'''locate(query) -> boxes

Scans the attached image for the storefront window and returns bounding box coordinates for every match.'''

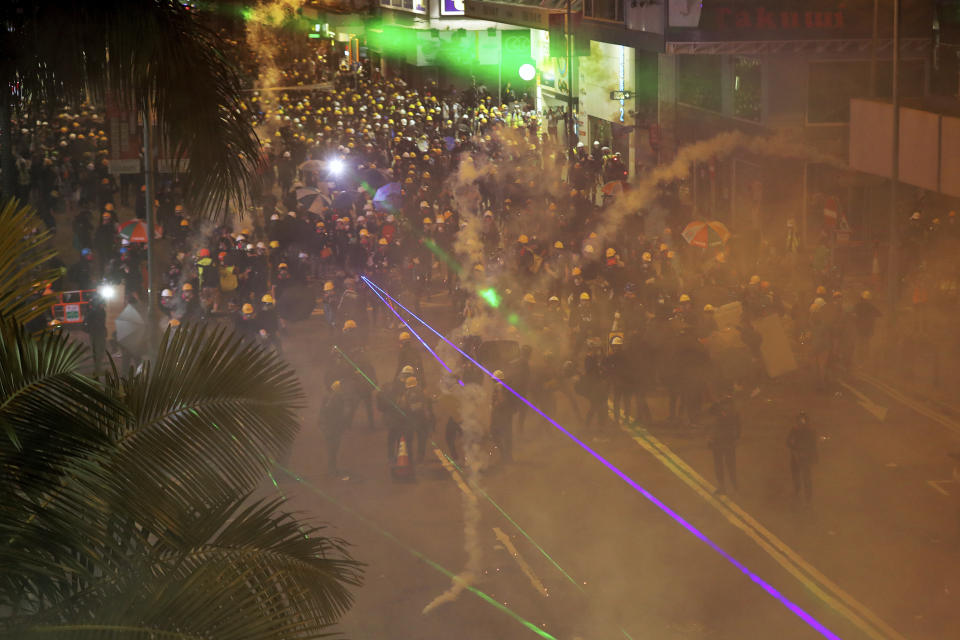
[584,0,623,23]
[678,55,722,112]
[733,56,761,121]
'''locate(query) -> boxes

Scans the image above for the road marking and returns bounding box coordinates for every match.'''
[927,480,954,496]
[855,370,960,436]
[493,526,549,598]
[613,404,906,640]
[839,381,888,421]
[435,448,477,503]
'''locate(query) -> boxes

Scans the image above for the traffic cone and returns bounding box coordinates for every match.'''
[391,435,413,481]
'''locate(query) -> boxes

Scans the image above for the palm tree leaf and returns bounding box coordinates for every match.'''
[107,323,303,533]
[13,497,361,640]
[0,199,61,324]
[0,315,122,490]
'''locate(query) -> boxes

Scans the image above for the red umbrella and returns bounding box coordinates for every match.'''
[118,219,149,243]
[681,220,731,248]
[601,181,624,197]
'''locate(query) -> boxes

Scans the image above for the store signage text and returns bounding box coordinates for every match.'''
[714,7,844,30]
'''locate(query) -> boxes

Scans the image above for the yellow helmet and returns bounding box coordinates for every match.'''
[642,252,652,262]
[522,293,536,304]
[579,292,591,301]
[323,281,335,291]
[343,319,357,331]
[554,241,564,249]
[378,237,389,245]
[269,240,280,248]
[242,303,254,314]
[399,332,411,342]
[422,217,432,224]
[571,267,581,276]
[605,248,616,258]
[405,376,418,388]
[181,283,194,291]
[679,293,691,303]
[518,234,529,244]
[331,380,342,392]
[261,294,275,305]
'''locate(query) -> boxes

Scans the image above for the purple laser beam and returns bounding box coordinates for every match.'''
[364,278,453,375]
[361,276,842,640]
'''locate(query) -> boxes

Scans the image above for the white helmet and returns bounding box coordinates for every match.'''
[160,289,173,297]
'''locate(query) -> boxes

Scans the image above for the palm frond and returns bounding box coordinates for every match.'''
[13,497,361,640]
[0,314,121,485]
[107,323,303,533]
[0,314,131,612]
[0,199,61,324]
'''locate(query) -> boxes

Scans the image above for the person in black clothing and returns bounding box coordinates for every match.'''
[604,336,631,424]
[83,296,108,377]
[234,303,259,342]
[381,368,412,464]
[66,249,95,290]
[579,340,608,435]
[490,371,516,463]
[709,398,741,494]
[258,294,283,356]
[787,411,818,504]
[852,290,881,365]
[344,346,377,432]
[398,375,433,465]
[321,380,349,479]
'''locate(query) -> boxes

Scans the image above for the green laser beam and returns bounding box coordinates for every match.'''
[480,287,501,308]
[421,237,463,275]
[332,345,382,392]
[275,464,557,640]
[329,347,585,593]
[433,447,585,595]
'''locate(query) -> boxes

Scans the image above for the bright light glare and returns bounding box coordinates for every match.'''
[98,284,115,300]
[518,63,536,82]
[328,158,345,175]
[480,288,500,308]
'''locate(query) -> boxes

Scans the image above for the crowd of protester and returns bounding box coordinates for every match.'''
[8,35,960,490]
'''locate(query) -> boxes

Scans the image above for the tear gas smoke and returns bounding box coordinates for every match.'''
[244,0,307,90]
[593,131,844,244]
[422,382,487,614]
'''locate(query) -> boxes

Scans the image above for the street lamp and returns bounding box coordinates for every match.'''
[518,63,536,82]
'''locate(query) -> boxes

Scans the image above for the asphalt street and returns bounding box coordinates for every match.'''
[260,289,960,640]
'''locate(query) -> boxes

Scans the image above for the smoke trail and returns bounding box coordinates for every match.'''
[451,155,493,268]
[593,131,843,243]
[244,0,307,91]
[422,382,488,614]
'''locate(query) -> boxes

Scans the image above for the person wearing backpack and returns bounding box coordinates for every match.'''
[398,375,433,464]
